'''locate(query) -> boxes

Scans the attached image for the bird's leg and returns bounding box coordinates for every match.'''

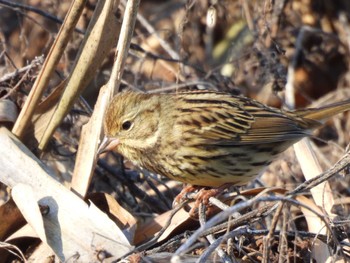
[173,185,202,207]
[173,183,234,218]
[189,183,233,217]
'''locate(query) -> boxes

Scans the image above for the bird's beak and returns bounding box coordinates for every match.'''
[98,136,120,155]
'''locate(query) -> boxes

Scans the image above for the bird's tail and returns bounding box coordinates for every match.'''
[296,99,350,123]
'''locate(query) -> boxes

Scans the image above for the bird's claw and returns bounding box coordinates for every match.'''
[173,185,225,218]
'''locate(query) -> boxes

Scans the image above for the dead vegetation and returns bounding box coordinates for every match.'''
[0,0,350,262]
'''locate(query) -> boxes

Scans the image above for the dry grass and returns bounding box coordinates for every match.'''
[0,0,350,262]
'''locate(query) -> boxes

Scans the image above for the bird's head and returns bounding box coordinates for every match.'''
[99,92,162,158]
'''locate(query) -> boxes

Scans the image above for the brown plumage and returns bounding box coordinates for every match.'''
[102,91,350,187]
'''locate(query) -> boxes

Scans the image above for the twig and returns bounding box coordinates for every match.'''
[134,9,179,60]
[262,202,284,263]
[0,56,43,83]
[145,175,172,210]
[198,204,273,238]
[198,203,232,263]
[288,149,350,195]
[2,69,31,99]
[198,226,249,263]
[0,242,26,262]
[124,203,187,256]
[0,0,85,34]
[173,195,340,259]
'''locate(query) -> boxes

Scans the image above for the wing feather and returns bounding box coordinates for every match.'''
[174,92,320,145]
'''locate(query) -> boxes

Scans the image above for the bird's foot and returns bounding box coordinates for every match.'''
[173,184,232,218]
[172,185,202,207]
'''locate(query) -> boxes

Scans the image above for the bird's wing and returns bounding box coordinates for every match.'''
[176,94,319,145]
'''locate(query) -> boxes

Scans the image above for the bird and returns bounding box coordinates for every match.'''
[100,90,350,197]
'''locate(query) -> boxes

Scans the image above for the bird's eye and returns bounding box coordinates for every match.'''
[121,120,132,131]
